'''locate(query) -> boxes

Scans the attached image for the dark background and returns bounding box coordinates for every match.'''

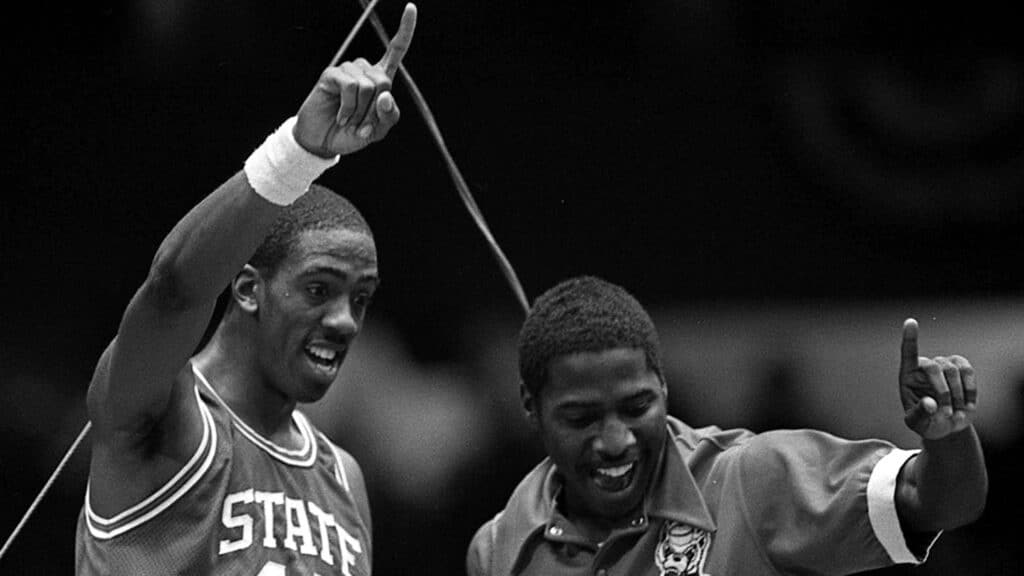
[2,1,1023,574]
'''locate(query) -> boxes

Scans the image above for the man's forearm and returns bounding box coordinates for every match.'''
[897,425,988,533]
[147,117,340,308]
[147,170,283,308]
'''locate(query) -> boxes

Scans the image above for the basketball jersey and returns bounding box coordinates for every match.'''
[75,365,371,576]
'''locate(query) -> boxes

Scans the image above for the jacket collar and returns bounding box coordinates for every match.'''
[648,416,717,531]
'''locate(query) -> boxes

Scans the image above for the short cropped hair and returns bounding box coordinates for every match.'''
[518,276,664,396]
[200,184,374,346]
[249,183,373,277]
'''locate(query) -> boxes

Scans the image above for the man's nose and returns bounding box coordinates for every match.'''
[322,296,358,336]
[593,417,636,458]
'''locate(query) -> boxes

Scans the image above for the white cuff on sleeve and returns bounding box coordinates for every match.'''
[867,448,941,564]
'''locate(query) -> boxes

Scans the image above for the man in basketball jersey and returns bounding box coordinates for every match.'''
[467,276,988,576]
[75,5,418,574]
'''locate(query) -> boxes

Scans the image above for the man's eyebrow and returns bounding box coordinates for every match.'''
[299,266,380,284]
[555,388,658,411]
[554,399,601,412]
[621,389,657,403]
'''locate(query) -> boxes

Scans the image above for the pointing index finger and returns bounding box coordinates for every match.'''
[900,318,920,374]
[379,3,417,78]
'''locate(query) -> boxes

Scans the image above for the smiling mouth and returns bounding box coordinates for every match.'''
[304,344,343,373]
[591,461,637,492]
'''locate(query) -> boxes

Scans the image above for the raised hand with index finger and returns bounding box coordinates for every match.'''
[899,318,978,440]
[293,2,418,158]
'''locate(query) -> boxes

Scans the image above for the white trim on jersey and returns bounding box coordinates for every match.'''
[867,448,941,564]
[318,432,351,493]
[85,385,219,540]
[192,363,318,467]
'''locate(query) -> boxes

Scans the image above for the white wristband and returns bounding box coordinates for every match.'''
[243,116,340,206]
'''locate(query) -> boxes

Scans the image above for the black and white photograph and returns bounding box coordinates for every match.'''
[2,2,1022,574]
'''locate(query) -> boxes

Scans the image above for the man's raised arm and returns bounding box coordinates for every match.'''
[86,4,418,436]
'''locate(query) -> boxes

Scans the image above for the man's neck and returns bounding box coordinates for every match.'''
[192,332,301,447]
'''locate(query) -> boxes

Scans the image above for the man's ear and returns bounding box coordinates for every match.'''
[520,381,540,427]
[231,264,262,315]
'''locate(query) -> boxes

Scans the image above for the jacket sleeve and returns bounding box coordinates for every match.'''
[731,429,936,574]
[466,517,498,576]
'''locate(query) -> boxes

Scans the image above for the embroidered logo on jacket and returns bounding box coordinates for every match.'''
[654,521,711,576]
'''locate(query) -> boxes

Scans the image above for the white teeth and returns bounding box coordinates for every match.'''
[596,463,634,478]
[307,346,337,361]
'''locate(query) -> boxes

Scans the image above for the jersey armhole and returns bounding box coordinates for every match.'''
[84,385,219,540]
